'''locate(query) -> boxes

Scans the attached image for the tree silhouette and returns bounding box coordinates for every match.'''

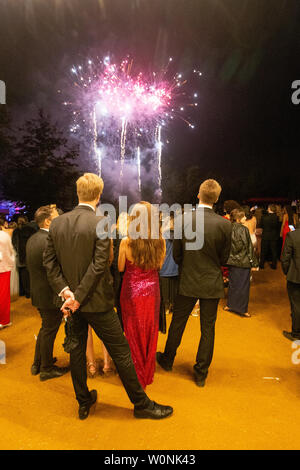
[1,109,80,215]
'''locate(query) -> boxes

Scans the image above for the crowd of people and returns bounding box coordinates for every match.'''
[0,173,299,421]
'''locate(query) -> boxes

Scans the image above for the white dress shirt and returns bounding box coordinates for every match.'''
[78,203,96,212]
[198,203,213,209]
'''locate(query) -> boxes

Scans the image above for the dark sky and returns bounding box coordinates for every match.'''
[1,0,300,198]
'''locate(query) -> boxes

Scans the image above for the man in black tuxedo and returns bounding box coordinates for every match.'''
[26,205,69,381]
[157,179,232,387]
[43,173,173,420]
[281,223,300,341]
[259,205,279,270]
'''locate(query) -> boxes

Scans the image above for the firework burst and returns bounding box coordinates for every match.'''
[63,55,201,198]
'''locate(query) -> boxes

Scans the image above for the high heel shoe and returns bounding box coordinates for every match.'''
[87,361,97,378]
[102,366,115,378]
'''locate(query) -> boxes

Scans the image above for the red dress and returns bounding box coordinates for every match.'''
[120,260,160,389]
[0,272,11,326]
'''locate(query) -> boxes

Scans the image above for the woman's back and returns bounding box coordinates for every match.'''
[120,254,160,389]
[123,258,159,296]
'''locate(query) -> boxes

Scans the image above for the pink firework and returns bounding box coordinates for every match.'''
[64,56,200,194]
[95,58,172,122]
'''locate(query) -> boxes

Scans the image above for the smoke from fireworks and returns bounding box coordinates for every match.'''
[63,55,201,200]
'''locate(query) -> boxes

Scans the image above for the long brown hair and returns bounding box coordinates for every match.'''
[128,201,165,270]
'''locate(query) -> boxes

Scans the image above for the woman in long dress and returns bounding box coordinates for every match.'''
[3,222,19,301]
[0,221,15,328]
[224,209,258,318]
[118,202,166,389]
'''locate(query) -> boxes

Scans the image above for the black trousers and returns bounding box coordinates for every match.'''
[19,267,30,297]
[33,308,63,372]
[69,308,151,408]
[163,295,220,380]
[287,281,300,338]
[260,239,277,269]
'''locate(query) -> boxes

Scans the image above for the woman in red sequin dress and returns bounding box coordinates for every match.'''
[118,202,166,389]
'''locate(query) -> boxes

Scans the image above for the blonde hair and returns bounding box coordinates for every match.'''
[199,179,222,205]
[76,173,104,202]
[117,212,129,237]
[128,201,165,270]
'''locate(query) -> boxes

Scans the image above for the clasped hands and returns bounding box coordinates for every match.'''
[61,289,80,317]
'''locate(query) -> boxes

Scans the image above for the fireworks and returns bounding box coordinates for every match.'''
[64,56,201,197]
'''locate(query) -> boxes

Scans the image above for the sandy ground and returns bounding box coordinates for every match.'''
[0,265,299,450]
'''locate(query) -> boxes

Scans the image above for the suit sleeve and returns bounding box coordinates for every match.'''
[12,229,18,252]
[220,222,232,266]
[281,233,293,275]
[43,230,69,295]
[74,235,110,305]
[173,238,183,266]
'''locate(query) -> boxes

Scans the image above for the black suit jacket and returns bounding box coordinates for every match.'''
[43,205,114,313]
[12,223,38,266]
[261,213,279,241]
[26,229,57,309]
[173,207,232,299]
[281,229,300,284]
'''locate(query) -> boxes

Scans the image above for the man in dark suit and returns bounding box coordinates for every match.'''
[157,179,232,387]
[43,173,173,420]
[259,205,279,270]
[281,223,300,341]
[26,205,69,381]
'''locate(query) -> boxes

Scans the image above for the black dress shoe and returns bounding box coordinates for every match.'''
[134,401,173,420]
[156,352,173,371]
[31,357,58,376]
[194,375,206,387]
[40,366,69,382]
[31,364,40,376]
[282,331,300,342]
[78,390,97,420]
[194,369,206,387]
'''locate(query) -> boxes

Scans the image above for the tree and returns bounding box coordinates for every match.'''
[0,107,13,200]
[2,109,80,215]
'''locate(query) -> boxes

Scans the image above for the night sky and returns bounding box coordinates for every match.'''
[1,0,300,199]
